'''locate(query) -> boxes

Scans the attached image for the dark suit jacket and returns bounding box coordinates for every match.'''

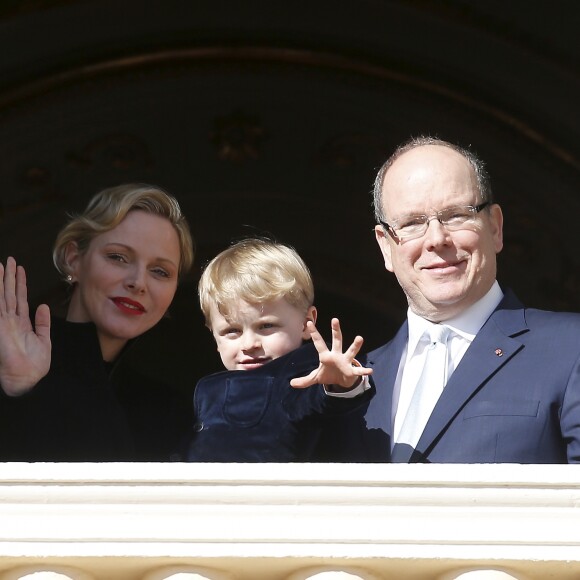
[186,342,373,462]
[316,290,580,463]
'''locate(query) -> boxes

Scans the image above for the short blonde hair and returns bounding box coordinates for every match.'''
[199,238,314,327]
[53,183,195,279]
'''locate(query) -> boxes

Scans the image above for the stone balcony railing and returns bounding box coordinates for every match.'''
[0,463,579,580]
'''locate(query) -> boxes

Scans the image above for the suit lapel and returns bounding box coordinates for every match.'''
[414,292,529,459]
[365,322,408,437]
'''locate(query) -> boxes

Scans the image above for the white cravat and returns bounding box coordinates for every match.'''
[395,324,451,449]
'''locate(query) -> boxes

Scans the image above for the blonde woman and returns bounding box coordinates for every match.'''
[0,184,194,461]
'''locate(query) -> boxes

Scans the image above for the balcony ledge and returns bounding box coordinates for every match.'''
[0,462,579,579]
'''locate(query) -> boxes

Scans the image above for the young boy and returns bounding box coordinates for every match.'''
[186,238,372,462]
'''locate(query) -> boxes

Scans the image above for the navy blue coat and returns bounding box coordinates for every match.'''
[186,342,373,462]
[315,290,580,463]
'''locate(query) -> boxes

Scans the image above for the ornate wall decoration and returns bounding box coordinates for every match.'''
[67,133,154,171]
[209,109,267,162]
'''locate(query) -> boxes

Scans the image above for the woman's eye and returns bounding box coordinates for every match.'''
[151,267,170,278]
[107,253,126,263]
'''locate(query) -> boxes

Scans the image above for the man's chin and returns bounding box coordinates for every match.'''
[409,289,469,320]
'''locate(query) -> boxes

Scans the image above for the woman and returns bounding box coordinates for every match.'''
[0,184,195,461]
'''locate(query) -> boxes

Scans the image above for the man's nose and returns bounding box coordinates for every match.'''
[424,217,451,246]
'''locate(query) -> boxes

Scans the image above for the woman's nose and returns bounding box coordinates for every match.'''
[125,267,146,293]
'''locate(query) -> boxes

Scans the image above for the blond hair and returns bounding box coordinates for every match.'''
[199,238,314,327]
[53,183,194,279]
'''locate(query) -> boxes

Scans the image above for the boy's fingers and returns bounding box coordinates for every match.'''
[310,334,329,354]
[307,322,330,354]
[290,370,317,389]
[306,320,320,335]
[330,318,344,351]
[345,336,364,358]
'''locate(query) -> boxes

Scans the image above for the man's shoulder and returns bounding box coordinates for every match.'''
[499,287,580,322]
[492,289,580,342]
[522,306,580,330]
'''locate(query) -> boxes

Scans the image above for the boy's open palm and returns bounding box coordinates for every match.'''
[290,318,372,390]
[0,257,51,396]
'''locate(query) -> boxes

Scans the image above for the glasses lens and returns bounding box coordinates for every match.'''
[394,216,428,240]
[391,205,483,241]
[440,206,475,229]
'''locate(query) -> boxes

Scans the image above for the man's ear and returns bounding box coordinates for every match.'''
[375,225,394,272]
[302,305,317,339]
[489,203,504,254]
[63,241,81,282]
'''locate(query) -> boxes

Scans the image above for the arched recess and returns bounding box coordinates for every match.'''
[0,39,578,389]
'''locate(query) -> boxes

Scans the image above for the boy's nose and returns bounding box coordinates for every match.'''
[241,332,261,351]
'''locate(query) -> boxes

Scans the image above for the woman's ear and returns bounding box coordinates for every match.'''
[63,241,81,282]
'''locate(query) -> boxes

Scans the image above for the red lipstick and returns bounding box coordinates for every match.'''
[112,297,146,315]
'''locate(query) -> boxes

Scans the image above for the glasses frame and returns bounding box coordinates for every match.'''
[378,201,491,242]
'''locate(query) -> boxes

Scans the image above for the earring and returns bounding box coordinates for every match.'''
[66,275,73,284]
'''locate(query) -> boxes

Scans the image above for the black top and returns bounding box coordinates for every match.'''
[0,318,192,462]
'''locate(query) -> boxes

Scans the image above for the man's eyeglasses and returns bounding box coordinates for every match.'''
[378,202,490,242]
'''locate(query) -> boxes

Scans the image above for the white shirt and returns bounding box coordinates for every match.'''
[391,281,504,445]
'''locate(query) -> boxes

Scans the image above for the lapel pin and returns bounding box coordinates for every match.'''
[495,348,503,357]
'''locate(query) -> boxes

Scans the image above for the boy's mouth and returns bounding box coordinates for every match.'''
[238,356,271,369]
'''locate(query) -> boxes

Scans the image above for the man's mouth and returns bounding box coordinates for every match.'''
[422,257,465,272]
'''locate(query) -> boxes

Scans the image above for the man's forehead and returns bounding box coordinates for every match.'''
[388,144,469,175]
[382,146,475,194]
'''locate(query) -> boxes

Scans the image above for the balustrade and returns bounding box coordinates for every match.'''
[0,463,578,579]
